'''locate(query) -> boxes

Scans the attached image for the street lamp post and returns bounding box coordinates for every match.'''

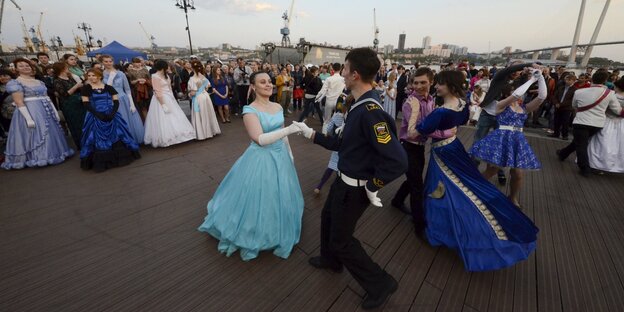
[50,38,60,60]
[296,39,310,64]
[77,22,94,52]
[262,43,276,63]
[175,0,196,55]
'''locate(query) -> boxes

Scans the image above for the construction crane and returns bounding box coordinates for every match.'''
[2,0,35,52]
[139,22,157,50]
[280,0,295,47]
[373,8,379,52]
[74,34,85,56]
[36,12,48,52]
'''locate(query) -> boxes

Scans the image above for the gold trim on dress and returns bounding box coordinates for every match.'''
[432,136,456,148]
[432,153,508,241]
[429,181,445,198]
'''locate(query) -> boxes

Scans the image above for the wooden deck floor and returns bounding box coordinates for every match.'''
[2,113,624,312]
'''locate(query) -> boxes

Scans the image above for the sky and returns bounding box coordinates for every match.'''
[2,0,623,61]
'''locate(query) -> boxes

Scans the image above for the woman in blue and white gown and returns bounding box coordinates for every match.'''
[143,60,195,147]
[102,54,145,144]
[198,71,304,261]
[2,58,74,169]
[414,70,538,272]
[80,69,140,172]
[588,77,624,173]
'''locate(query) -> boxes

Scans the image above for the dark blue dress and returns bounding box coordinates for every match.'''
[80,85,140,172]
[210,77,229,106]
[417,104,538,271]
[470,106,541,169]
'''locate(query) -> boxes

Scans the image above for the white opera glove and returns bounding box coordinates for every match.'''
[52,106,61,121]
[161,104,170,114]
[128,95,137,113]
[537,74,547,100]
[365,185,383,207]
[284,137,294,162]
[512,76,538,99]
[292,121,314,139]
[258,122,300,146]
[18,106,35,128]
[334,124,345,135]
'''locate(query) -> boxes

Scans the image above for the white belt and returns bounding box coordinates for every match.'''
[23,96,50,101]
[337,171,367,187]
[499,125,523,132]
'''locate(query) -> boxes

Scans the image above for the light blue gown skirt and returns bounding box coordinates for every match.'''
[198,140,304,261]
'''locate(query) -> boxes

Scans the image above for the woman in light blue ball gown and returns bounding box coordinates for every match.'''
[198,71,304,261]
[2,58,74,169]
[102,54,145,144]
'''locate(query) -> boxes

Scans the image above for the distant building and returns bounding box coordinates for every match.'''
[383,44,394,55]
[422,36,431,49]
[398,33,406,52]
[423,44,451,58]
[222,43,232,50]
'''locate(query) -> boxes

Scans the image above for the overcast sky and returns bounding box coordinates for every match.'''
[2,0,623,61]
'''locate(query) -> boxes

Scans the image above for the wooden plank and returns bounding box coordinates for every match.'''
[436,257,472,312]
[2,123,624,312]
[409,281,442,312]
[530,137,563,312]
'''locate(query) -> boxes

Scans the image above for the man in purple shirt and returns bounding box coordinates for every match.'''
[391,67,455,235]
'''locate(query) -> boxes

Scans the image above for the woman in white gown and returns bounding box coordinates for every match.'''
[188,61,221,140]
[588,77,624,173]
[144,60,195,147]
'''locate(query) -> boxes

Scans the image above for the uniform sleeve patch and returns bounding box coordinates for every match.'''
[373,122,391,144]
[366,103,380,111]
[373,178,385,188]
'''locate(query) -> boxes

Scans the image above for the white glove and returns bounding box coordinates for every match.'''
[128,95,137,113]
[284,137,294,162]
[537,74,547,100]
[258,122,301,146]
[161,104,170,114]
[18,106,35,128]
[334,124,345,135]
[512,76,538,99]
[293,121,314,139]
[52,107,61,121]
[365,185,382,207]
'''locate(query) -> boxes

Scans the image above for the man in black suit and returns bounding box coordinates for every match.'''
[551,74,578,140]
[395,65,408,118]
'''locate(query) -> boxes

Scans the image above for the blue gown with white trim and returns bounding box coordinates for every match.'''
[418,105,538,271]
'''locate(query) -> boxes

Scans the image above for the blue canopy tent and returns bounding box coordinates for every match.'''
[86,41,147,63]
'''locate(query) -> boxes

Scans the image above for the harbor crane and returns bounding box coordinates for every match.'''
[280,0,295,47]
[0,0,35,52]
[139,21,157,50]
[36,11,48,52]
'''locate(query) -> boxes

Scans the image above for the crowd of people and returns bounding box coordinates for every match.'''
[1,47,623,309]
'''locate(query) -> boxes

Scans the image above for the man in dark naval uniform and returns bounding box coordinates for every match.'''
[295,47,408,310]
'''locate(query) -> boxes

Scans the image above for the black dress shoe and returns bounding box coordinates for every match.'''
[556,149,565,162]
[497,172,507,185]
[308,256,343,273]
[391,200,411,215]
[361,275,398,310]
